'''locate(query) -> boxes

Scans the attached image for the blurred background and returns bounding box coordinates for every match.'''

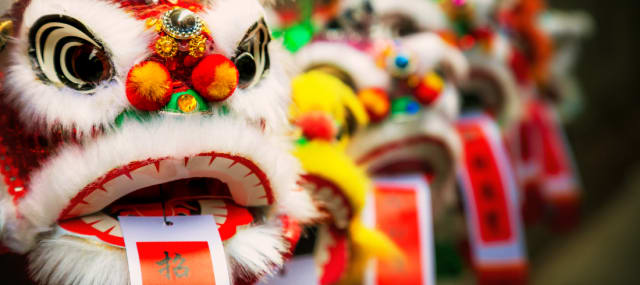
[0,0,639,284]
[527,0,640,284]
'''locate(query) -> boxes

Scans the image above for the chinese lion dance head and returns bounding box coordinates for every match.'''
[0,0,318,284]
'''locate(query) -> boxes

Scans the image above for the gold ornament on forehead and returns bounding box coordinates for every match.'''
[0,19,13,52]
[188,34,207,58]
[155,35,179,58]
[151,7,210,58]
[162,7,204,40]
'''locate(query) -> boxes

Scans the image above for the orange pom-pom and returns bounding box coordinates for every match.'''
[126,61,173,111]
[191,54,239,102]
[358,88,390,123]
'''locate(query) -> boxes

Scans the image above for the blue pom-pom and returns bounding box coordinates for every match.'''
[406,100,421,114]
[395,55,410,69]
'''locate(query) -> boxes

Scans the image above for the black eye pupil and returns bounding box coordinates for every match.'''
[67,44,110,85]
[235,53,257,87]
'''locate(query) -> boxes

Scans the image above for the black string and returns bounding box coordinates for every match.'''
[159,184,173,226]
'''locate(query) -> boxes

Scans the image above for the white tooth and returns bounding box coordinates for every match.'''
[92,218,118,232]
[214,215,227,225]
[211,208,227,215]
[228,163,251,179]
[81,213,105,224]
[317,187,333,201]
[110,223,123,237]
[252,197,269,205]
[336,217,349,229]
[66,205,87,218]
[328,199,341,213]
[210,157,235,172]
[186,156,213,174]
[300,181,315,192]
[200,200,225,207]
[335,207,349,223]
[199,200,228,216]
[250,185,267,198]
[314,225,334,272]
[83,189,114,211]
[246,185,269,206]
[241,174,261,189]
[81,160,186,218]
[130,164,168,185]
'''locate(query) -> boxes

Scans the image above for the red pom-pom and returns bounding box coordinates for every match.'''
[414,72,444,105]
[192,54,239,102]
[125,61,173,111]
[296,111,337,141]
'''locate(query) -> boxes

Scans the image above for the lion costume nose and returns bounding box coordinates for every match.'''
[125,54,238,113]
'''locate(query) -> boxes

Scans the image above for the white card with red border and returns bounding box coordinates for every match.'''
[119,215,230,285]
[456,114,528,283]
[257,256,318,285]
[363,175,435,285]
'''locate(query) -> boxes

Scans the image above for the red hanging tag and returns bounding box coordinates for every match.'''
[509,115,546,226]
[528,100,581,231]
[456,114,528,285]
[119,216,230,285]
[364,175,435,285]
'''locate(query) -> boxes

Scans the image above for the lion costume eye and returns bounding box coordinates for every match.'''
[29,15,114,93]
[233,19,271,89]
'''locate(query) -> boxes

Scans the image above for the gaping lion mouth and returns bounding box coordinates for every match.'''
[6,116,302,253]
[347,111,461,193]
[355,136,454,188]
[56,151,274,247]
[300,174,352,230]
[459,69,507,117]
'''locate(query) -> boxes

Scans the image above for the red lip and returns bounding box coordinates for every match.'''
[59,151,274,221]
[58,198,254,247]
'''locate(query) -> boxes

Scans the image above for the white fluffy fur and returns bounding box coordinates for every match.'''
[4,0,152,135]
[3,0,292,137]
[203,0,292,133]
[29,222,288,285]
[225,223,288,281]
[277,185,320,223]
[401,32,469,83]
[372,0,449,31]
[0,0,12,16]
[468,0,500,27]
[294,41,391,90]
[29,237,129,285]
[205,0,265,58]
[226,42,293,133]
[347,109,462,181]
[464,51,522,129]
[6,116,306,251]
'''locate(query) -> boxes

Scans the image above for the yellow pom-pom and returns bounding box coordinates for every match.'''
[207,61,238,100]
[424,71,445,92]
[291,71,369,131]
